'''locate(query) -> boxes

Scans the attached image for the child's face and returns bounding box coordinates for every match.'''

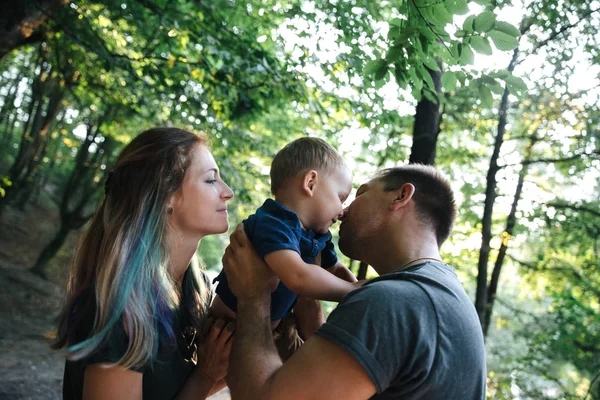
[308,167,353,235]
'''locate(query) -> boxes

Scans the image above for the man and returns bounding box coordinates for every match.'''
[222,165,486,399]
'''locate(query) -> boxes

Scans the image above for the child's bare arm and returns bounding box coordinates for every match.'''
[264,250,360,302]
[326,262,358,283]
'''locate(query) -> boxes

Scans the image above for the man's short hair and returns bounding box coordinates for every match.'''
[270,137,346,194]
[374,165,457,246]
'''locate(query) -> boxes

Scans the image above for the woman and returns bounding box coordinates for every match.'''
[52,127,235,399]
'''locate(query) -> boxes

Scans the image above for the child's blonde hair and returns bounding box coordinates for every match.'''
[270,137,346,194]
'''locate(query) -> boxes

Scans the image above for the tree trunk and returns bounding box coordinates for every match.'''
[483,136,535,336]
[409,68,442,166]
[30,224,70,278]
[474,48,519,328]
[0,0,69,61]
[0,72,66,214]
[357,261,368,280]
[29,123,117,275]
[347,259,356,276]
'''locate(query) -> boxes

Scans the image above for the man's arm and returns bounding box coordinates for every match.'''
[230,297,377,400]
[265,250,360,301]
[223,225,377,400]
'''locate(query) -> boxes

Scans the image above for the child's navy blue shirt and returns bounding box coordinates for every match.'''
[214,199,338,320]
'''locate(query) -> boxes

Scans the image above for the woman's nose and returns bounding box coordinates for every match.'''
[221,182,234,200]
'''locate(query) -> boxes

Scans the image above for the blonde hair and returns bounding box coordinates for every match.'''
[270,137,346,194]
[53,127,212,369]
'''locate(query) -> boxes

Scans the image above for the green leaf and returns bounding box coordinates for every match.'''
[455,30,467,38]
[394,67,408,89]
[504,74,528,93]
[389,18,405,28]
[388,27,402,42]
[386,46,403,61]
[431,4,454,25]
[412,86,423,101]
[488,30,519,51]
[470,36,493,55]
[459,43,475,64]
[375,73,388,88]
[441,71,458,92]
[364,59,386,75]
[488,82,505,95]
[422,56,440,72]
[413,36,424,56]
[445,0,469,15]
[478,85,493,108]
[473,11,496,33]
[417,64,436,90]
[423,89,438,103]
[494,70,510,79]
[494,21,521,37]
[419,33,430,53]
[472,0,491,5]
[462,15,476,31]
[456,71,467,85]
[417,26,437,42]
[407,66,423,92]
[374,65,389,81]
[391,27,416,45]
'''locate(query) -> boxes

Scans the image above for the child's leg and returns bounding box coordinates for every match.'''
[210,294,282,330]
[210,294,238,321]
[273,312,303,361]
[293,296,326,341]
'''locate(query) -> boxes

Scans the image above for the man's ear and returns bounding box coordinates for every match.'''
[302,170,319,197]
[390,183,415,211]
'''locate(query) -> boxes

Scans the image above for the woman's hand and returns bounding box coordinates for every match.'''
[176,318,234,399]
[197,318,235,384]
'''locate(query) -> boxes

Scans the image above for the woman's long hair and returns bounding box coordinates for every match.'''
[52,127,212,369]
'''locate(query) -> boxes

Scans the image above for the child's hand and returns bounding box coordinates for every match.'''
[351,279,368,289]
[328,263,358,283]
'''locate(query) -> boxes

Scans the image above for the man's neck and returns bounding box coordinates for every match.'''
[368,230,441,276]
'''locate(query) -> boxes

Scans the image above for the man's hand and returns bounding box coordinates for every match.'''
[222,224,278,300]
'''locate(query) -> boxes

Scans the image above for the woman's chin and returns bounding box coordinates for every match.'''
[218,223,230,234]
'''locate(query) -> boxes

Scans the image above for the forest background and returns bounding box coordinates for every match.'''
[0,0,598,398]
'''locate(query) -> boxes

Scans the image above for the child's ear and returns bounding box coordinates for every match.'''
[302,170,318,197]
[390,183,415,211]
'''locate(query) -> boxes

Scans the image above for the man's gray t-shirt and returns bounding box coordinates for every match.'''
[316,261,486,399]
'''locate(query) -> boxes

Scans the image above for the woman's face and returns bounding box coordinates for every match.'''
[169,144,234,239]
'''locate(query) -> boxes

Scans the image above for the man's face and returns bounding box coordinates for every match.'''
[338,179,388,260]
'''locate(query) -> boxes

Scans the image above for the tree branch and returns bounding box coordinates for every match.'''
[499,150,600,168]
[584,370,600,400]
[508,254,600,298]
[530,8,600,55]
[547,202,600,218]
